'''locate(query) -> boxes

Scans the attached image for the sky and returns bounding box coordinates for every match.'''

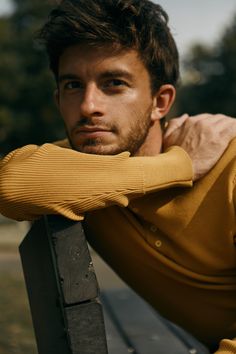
[0,0,236,56]
[0,0,12,15]
[156,0,236,56]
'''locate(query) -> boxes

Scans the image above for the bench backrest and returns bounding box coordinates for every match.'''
[19,215,108,354]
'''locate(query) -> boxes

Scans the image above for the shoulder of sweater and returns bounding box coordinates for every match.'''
[52,139,72,149]
[222,137,236,163]
[216,137,236,186]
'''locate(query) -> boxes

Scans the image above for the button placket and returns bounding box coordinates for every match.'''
[149,224,162,249]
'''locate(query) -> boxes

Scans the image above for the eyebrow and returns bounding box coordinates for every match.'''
[58,74,80,84]
[99,70,134,81]
[58,70,134,84]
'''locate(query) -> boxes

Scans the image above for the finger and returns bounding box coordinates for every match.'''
[196,114,236,137]
[164,113,189,139]
[164,113,214,140]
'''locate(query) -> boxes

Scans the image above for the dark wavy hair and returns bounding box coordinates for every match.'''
[38,0,179,93]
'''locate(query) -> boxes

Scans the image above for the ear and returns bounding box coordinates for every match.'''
[54,89,60,110]
[151,84,176,121]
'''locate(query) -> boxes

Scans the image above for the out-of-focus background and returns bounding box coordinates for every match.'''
[0,0,236,353]
[1,0,236,155]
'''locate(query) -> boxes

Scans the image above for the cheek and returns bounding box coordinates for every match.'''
[59,99,79,127]
[121,89,153,112]
[111,95,152,131]
[126,97,153,121]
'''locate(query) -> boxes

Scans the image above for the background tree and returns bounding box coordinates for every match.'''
[1,2,236,155]
[175,14,236,117]
[0,0,64,155]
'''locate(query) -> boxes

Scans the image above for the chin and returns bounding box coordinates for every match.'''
[76,144,122,155]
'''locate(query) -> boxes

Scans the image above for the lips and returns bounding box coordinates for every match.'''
[76,126,110,133]
[73,126,112,140]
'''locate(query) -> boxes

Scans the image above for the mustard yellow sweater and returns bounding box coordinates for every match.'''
[0,139,236,353]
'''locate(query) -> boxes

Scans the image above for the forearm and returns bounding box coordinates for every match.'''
[0,143,192,221]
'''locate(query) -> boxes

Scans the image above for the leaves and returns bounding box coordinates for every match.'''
[0,0,64,155]
[176,14,236,118]
[1,2,236,154]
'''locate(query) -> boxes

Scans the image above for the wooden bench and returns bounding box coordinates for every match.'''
[19,215,205,354]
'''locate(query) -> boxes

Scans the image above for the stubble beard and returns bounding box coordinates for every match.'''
[66,110,152,156]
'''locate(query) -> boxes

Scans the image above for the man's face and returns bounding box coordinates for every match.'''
[57,44,160,155]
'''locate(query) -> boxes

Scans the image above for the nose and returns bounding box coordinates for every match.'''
[80,83,105,117]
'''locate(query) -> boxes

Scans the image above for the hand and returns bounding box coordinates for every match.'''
[163,113,236,180]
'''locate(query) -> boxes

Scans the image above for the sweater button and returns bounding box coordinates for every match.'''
[150,225,157,233]
[155,240,162,248]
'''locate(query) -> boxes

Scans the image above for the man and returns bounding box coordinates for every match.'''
[1,0,236,352]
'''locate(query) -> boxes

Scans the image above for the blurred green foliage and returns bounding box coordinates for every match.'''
[176,14,236,117]
[0,1,236,155]
[0,0,64,155]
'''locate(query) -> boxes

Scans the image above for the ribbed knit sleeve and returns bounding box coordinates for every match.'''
[0,144,193,221]
[215,339,236,354]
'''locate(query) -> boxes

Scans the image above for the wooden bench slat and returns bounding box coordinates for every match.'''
[65,301,108,354]
[103,306,132,353]
[47,216,98,304]
[102,288,191,354]
[19,217,71,354]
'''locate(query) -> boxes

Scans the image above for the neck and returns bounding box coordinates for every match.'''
[134,120,163,157]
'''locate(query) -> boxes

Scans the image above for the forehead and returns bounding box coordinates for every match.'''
[58,44,150,79]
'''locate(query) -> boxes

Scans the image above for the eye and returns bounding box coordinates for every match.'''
[64,81,83,90]
[104,79,128,88]
[111,79,126,86]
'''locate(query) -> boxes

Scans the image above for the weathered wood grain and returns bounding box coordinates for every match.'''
[47,216,98,304]
[19,217,71,354]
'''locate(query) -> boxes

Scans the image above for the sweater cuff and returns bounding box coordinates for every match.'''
[214,338,236,354]
[142,146,193,193]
